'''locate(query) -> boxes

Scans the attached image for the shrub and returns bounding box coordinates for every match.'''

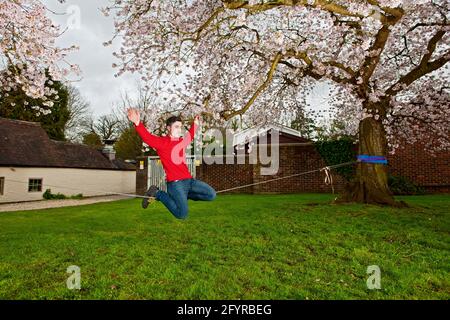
[43,189,56,199]
[315,137,357,181]
[43,189,82,200]
[388,175,424,195]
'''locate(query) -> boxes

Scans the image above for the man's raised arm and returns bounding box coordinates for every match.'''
[127,108,164,150]
[133,121,164,150]
[183,116,200,145]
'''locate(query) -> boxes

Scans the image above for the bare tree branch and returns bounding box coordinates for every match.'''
[386,30,448,96]
[220,51,283,120]
[222,0,364,18]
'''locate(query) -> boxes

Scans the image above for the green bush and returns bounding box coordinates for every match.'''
[43,189,83,200]
[388,175,424,195]
[43,189,51,199]
[43,189,66,199]
[69,193,83,199]
[315,137,357,181]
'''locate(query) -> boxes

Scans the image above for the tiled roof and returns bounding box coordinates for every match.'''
[0,117,135,170]
[233,122,311,146]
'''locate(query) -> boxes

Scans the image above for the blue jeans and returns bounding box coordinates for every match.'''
[155,178,216,219]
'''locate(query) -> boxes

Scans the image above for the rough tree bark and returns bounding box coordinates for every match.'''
[336,116,406,207]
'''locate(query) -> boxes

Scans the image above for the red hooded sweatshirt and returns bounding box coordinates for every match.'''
[133,120,198,182]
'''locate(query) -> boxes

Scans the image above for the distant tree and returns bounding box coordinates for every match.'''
[94,114,121,141]
[0,69,70,141]
[114,126,148,160]
[290,109,316,140]
[82,131,103,149]
[65,86,92,143]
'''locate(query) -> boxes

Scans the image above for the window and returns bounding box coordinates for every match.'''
[28,178,43,192]
[0,177,4,195]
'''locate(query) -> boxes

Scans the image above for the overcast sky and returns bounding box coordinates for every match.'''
[42,0,140,118]
[42,0,332,122]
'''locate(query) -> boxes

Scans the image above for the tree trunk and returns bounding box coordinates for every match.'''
[336,116,405,207]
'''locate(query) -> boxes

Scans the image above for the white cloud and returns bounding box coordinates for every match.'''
[42,0,140,118]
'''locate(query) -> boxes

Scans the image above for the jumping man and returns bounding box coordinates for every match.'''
[127,108,216,219]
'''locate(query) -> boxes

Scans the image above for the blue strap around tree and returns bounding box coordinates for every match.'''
[357,154,388,164]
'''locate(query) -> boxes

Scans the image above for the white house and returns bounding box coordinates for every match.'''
[0,117,136,203]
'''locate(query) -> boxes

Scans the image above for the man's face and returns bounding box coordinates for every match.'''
[167,121,182,138]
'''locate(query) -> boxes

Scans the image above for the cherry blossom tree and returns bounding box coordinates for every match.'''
[104,0,449,206]
[0,0,79,102]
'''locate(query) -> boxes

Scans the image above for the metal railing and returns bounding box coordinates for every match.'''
[147,155,197,191]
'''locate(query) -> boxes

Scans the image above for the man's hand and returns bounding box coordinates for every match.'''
[127,108,140,126]
[194,115,202,126]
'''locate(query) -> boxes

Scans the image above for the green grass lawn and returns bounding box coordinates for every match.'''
[0,193,449,300]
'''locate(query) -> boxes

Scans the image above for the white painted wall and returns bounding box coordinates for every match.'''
[0,167,136,203]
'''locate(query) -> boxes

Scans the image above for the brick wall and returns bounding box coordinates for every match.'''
[195,155,255,194]
[251,145,346,194]
[195,145,346,194]
[387,142,450,193]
